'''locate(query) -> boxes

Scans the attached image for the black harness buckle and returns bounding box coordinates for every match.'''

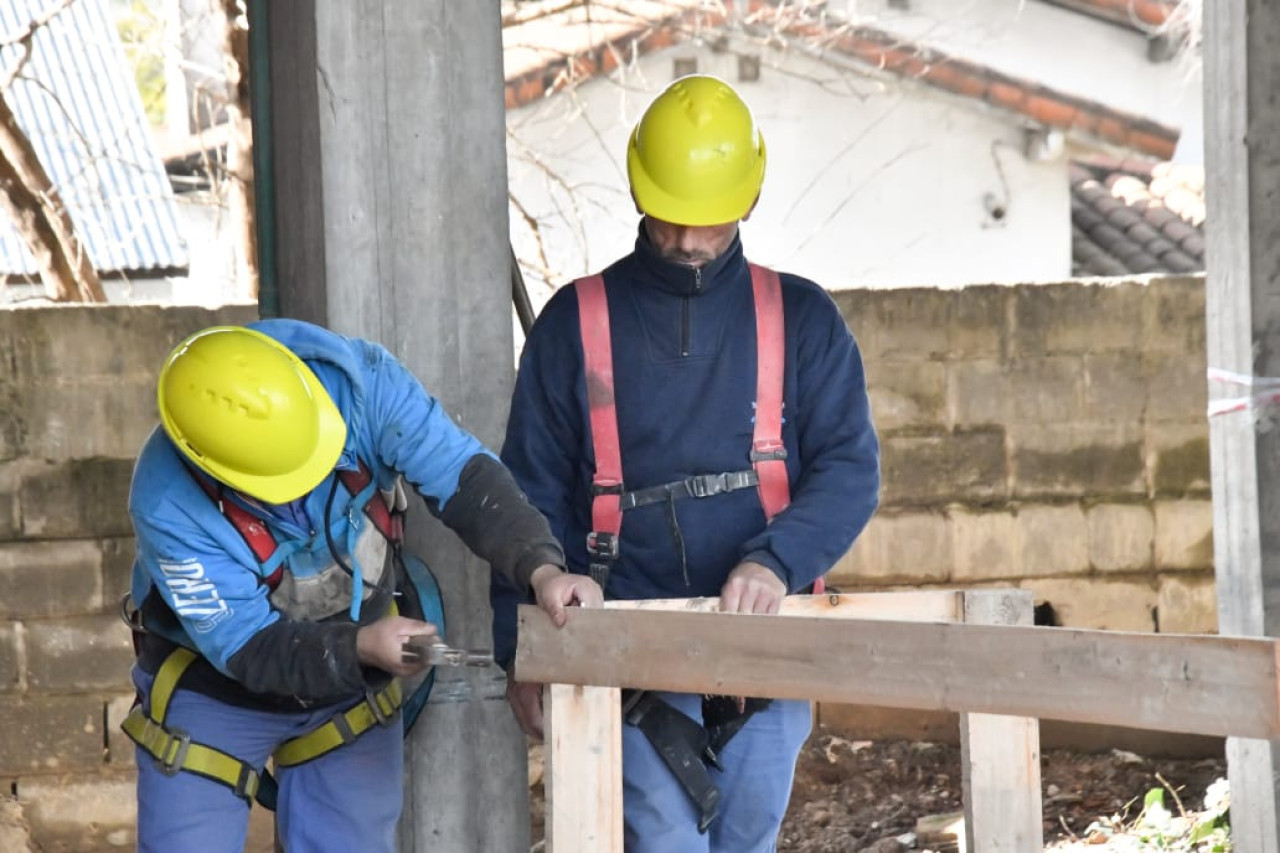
[585,531,619,559]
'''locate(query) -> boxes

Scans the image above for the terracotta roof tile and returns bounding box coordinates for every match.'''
[1071,154,1205,277]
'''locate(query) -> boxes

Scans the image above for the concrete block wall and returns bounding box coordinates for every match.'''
[0,303,256,849]
[829,275,1215,635]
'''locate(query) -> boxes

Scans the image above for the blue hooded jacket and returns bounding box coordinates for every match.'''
[492,227,880,666]
[130,318,563,708]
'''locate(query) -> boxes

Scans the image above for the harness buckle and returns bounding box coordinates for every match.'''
[750,441,788,462]
[156,727,192,776]
[686,473,733,498]
[585,531,619,559]
[365,687,394,727]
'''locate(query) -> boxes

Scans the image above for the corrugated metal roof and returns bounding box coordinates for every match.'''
[0,0,187,279]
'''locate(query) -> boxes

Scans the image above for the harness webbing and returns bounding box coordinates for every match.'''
[122,646,403,804]
[574,264,797,590]
[576,273,624,588]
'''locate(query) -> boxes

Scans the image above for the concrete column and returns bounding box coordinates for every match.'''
[1203,0,1280,849]
[265,2,527,850]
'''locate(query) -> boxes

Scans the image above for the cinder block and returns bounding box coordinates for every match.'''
[26,615,134,693]
[1007,356,1085,424]
[1142,276,1205,355]
[856,288,953,362]
[1021,577,1158,631]
[0,540,103,618]
[948,285,1007,359]
[1148,424,1210,497]
[1082,353,1150,424]
[25,384,161,462]
[19,459,135,539]
[100,538,135,607]
[1087,503,1155,573]
[104,692,138,767]
[1156,573,1217,634]
[1011,423,1145,498]
[1154,499,1214,571]
[881,430,1007,506]
[19,771,137,852]
[828,511,952,587]
[9,304,254,381]
[1017,504,1089,577]
[1145,352,1207,423]
[949,359,1014,427]
[867,360,947,432]
[0,695,105,773]
[951,508,1019,582]
[1011,280,1146,356]
[0,623,19,693]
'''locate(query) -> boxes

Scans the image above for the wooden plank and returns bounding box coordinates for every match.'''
[605,590,964,622]
[960,591,1042,853]
[544,684,623,852]
[515,605,1280,738]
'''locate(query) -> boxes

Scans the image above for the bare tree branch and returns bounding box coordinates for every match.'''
[0,89,105,302]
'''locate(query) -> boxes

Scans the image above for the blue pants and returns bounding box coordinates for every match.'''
[622,692,812,853]
[131,667,403,853]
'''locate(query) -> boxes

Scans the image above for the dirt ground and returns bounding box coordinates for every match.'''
[531,729,1228,852]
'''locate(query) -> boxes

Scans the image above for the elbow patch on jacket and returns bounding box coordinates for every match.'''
[226,620,365,705]
[440,455,565,590]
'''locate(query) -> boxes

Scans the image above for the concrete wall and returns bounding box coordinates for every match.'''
[0,276,1214,844]
[829,274,1214,635]
[0,302,255,850]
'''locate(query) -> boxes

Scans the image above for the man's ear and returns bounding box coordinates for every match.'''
[742,194,761,222]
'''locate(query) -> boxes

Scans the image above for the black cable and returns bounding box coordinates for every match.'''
[323,475,398,597]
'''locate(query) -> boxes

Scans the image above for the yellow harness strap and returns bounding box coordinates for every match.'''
[122,646,403,801]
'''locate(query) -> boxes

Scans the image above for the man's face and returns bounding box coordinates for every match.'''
[644,216,740,268]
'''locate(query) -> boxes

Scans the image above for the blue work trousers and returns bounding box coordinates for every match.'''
[131,667,403,853]
[622,691,812,853]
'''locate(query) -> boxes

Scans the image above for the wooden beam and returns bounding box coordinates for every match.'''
[515,605,1280,738]
[960,590,1043,853]
[545,684,623,852]
[603,590,963,621]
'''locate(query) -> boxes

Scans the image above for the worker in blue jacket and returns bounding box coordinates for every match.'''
[493,74,880,851]
[124,318,602,853]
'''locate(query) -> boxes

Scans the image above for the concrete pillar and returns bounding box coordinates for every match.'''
[264,2,527,850]
[1203,0,1280,849]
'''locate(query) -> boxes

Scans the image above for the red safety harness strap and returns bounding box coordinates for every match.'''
[576,274,623,586]
[575,265,822,590]
[747,264,791,521]
[192,460,400,588]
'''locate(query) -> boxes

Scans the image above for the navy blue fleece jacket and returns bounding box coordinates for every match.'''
[492,227,880,666]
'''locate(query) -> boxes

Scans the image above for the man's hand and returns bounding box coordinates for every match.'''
[506,679,545,740]
[356,614,439,677]
[529,564,603,627]
[719,561,787,614]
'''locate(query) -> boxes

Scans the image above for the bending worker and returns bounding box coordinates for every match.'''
[493,74,881,851]
[123,319,602,853]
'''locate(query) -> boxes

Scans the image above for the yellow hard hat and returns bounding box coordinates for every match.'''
[626,74,766,226]
[157,326,347,504]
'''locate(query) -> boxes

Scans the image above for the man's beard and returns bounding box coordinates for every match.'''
[661,249,715,266]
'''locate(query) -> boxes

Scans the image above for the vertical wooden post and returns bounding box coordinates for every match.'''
[545,684,624,852]
[1203,0,1280,848]
[960,589,1043,853]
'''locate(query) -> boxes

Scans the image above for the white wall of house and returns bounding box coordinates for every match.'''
[507,34,1070,304]
[837,0,1204,163]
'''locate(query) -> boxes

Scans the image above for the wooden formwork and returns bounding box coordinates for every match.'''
[516,590,1280,852]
